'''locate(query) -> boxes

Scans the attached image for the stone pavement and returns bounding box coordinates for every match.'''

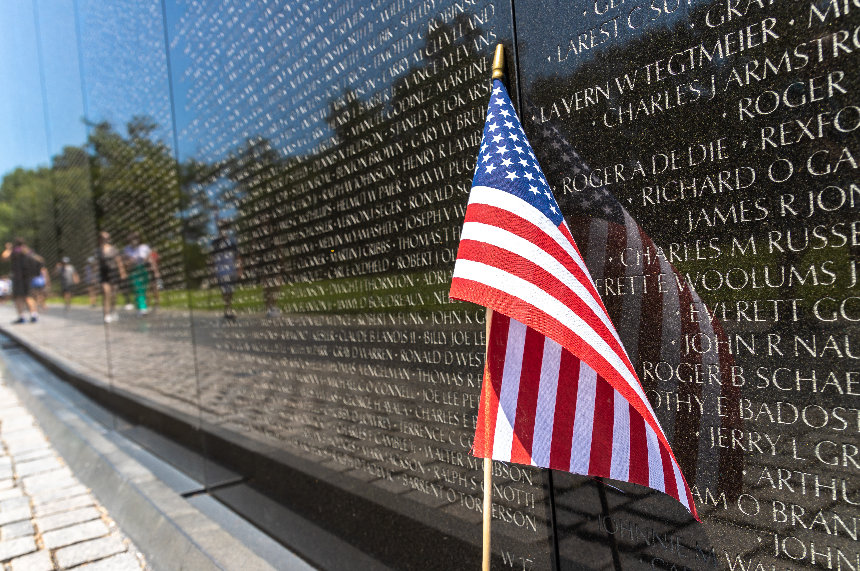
[0,377,148,571]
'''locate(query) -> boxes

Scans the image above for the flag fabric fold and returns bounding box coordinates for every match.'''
[450,79,698,519]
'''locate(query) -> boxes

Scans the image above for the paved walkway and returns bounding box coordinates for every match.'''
[0,375,148,571]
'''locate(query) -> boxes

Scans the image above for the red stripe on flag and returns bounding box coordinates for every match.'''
[464,203,607,312]
[559,222,587,266]
[449,278,664,452]
[660,443,679,503]
[627,405,649,488]
[510,328,544,464]
[548,350,580,471]
[589,377,614,478]
[473,312,510,457]
[454,239,632,376]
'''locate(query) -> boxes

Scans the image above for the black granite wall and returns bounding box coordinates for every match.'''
[15,0,859,569]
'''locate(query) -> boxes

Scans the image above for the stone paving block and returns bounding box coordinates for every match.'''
[54,534,126,568]
[0,486,24,501]
[0,405,28,418]
[30,484,90,508]
[0,495,31,511]
[1,519,34,540]
[42,518,110,550]
[4,428,47,443]
[34,493,95,517]
[13,448,53,462]
[8,549,53,571]
[76,551,142,571]
[5,438,49,450]
[0,536,37,562]
[14,456,64,477]
[36,505,101,532]
[0,506,31,526]
[6,441,50,456]
[1,415,35,432]
[21,468,75,493]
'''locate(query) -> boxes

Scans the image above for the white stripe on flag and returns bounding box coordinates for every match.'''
[493,318,527,460]
[570,363,597,473]
[672,457,691,510]
[531,338,562,466]
[468,187,598,303]
[645,424,665,492]
[610,394,630,481]
[461,221,614,334]
[453,260,650,416]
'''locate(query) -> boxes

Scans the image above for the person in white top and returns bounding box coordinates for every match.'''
[123,232,153,315]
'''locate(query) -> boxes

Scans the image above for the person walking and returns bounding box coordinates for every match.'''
[2,239,40,323]
[84,256,98,307]
[97,231,125,323]
[56,257,80,311]
[29,253,49,311]
[123,232,153,316]
[211,220,241,319]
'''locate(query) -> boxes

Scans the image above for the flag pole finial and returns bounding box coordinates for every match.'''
[491,44,505,80]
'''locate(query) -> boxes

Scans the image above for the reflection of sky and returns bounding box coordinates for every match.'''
[0,0,85,175]
[516,0,706,85]
[1,0,500,177]
[162,0,502,225]
[0,0,174,175]
[165,0,483,163]
[77,0,174,147]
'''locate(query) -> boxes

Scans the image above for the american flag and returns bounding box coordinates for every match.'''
[449,80,698,519]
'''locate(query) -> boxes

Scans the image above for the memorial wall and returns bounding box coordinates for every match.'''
[6,0,858,569]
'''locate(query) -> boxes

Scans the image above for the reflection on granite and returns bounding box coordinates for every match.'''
[516,0,859,569]
[0,303,553,568]
[17,0,857,567]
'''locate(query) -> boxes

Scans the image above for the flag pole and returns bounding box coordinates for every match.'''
[482,312,494,571]
[481,44,506,571]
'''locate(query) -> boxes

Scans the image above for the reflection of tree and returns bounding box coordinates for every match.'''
[0,167,56,256]
[52,146,98,271]
[87,116,194,289]
[0,13,490,293]
[0,145,96,286]
[88,116,180,240]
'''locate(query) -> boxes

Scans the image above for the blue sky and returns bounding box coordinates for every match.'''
[0,0,87,178]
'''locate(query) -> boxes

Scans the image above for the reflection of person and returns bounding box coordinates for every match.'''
[0,275,11,301]
[55,257,80,311]
[84,256,98,307]
[211,220,241,320]
[123,232,153,315]
[148,248,162,307]
[257,211,283,318]
[2,239,40,323]
[98,231,126,323]
[30,254,49,311]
